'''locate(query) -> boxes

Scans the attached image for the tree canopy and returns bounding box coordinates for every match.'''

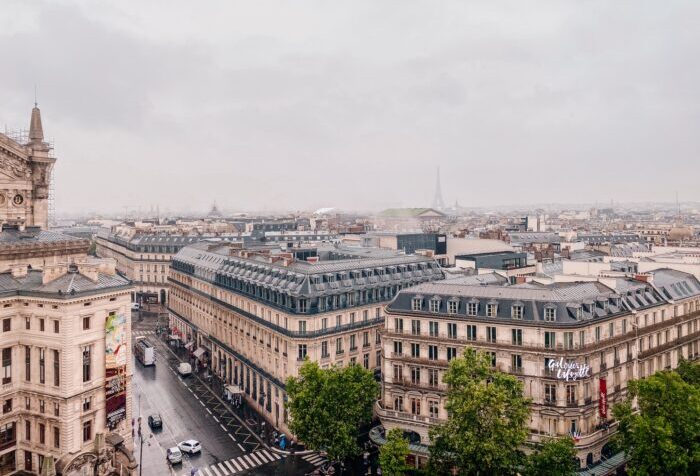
[285,360,379,462]
[613,361,700,476]
[428,348,531,475]
[379,428,411,476]
[524,437,577,476]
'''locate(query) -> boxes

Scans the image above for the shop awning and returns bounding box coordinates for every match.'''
[225,385,243,394]
[184,342,194,350]
[193,347,206,359]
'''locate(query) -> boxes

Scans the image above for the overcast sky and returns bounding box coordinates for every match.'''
[1,1,699,215]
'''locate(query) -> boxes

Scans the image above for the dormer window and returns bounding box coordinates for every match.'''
[486,303,498,317]
[467,301,478,316]
[412,297,423,311]
[448,300,459,314]
[429,299,440,313]
[544,307,556,322]
[511,305,523,320]
[575,307,582,320]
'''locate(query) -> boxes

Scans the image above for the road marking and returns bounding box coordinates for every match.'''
[248,452,262,465]
[213,416,219,423]
[218,462,230,475]
[229,458,243,472]
[219,424,227,431]
[223,460,236,474]
[200,401,205,407]
[206,407,212,414]
[210,464,223,476]
[236,456,249,470]
[261,449,276,461]
[228,433,236,442]
[242,454,256,467]
[237,443,246,452]
[203,468,214,476]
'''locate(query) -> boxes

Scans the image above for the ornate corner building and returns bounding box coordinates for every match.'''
[0,107,137,475]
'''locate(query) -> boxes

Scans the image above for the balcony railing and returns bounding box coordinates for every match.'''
[375,401,445,426]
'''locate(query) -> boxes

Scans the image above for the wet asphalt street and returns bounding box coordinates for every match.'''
[131,312,319,476]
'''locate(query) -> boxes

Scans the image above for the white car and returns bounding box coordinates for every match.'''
[166,447,182,464]
[131,303,141,311]
[178,439,202,455]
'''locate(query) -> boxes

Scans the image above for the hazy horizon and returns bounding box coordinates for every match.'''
[2,1,699,214]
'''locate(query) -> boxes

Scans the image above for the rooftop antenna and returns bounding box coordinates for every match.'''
[34,84,38,107]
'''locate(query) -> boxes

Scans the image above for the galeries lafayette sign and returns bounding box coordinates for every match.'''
[547,358,591,381]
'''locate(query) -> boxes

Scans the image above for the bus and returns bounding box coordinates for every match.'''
[134,337,156,366]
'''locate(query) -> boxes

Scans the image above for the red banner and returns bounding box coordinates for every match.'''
[599,378,608,419]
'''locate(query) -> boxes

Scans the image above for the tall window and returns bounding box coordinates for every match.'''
[429,321,439,337]
[428,345,438,360]
[410,397,421,415]
[446,347,457,361]
[411,343,420,358]
[349,335,356,350]
[564,332,574,350]
[54,426,60,448]
[486,326,497,343]
[321,340,328,358]
[2,319,10,332]
[467,302,478,316]
[53,350,60,386]
[24,346,30,382]
[411,320,421,336]
[39,424,45,444]
[429,299,440,312]
[335,338,343,354]
[393,395,403,411]
[544,331,556,349]
[82,420,92,442]
[544,384,556,403]
[466,325,477,341]
[394,318,404,333]
[428,369,439,387]
[447,323,457,339]
[53,321,59,334]
[512,329,523,346]
[410,367,420,384]
[39,349,45,384]
[393,341,402,355]
[82,346,91,382]
[512,354,522,371]
[566,385,577,405]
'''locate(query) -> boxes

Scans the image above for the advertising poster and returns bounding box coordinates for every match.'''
[105,312,128,428]
[599,378,608,419]
[105,312,127,369]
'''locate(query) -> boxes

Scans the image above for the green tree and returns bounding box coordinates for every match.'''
[428,348,531,475]
[676,358,700,387]
[524,437,577,476]
[379,428,410,476]
[285,360,379,463]
[612,368,700,476]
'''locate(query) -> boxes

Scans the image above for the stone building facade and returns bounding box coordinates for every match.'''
[376,270,700,470]
[167,242,443,435]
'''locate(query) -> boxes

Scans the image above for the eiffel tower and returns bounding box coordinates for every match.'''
[432,167,446,210]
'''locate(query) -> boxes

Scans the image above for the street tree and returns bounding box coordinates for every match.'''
[612,366,700,476]
[524,437,577,476]
[428,348,531,475]
[676,357,700,387]
[285,360,379,463]
[378,428,410,476]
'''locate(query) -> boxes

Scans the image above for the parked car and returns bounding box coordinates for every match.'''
[178,362,192,376]
[131,302,141,311]
[178,439,202,455]
[147,414,162,430]
[166,447,182,464]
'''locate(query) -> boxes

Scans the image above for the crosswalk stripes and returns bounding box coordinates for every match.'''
[302,452,328,467]
[195,450,283,475]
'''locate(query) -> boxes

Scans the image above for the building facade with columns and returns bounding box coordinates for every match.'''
[375,269,700,470]
[167,241,444,435]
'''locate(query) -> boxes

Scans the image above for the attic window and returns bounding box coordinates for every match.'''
[544,307,556,322]
[412,297,423,311]
[486,303,498,317]
[429,298,440,313]
[511,305,523,320]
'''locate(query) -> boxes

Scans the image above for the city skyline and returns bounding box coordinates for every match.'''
[2,1,699,214]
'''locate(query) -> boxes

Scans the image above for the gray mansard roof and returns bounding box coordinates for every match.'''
[172,242,444,299]
[0,269,131,298]
[388,268,700,325]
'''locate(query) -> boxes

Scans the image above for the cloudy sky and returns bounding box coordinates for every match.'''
[1,1,699,215]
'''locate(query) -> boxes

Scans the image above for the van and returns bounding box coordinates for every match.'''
[178,362,192,376]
